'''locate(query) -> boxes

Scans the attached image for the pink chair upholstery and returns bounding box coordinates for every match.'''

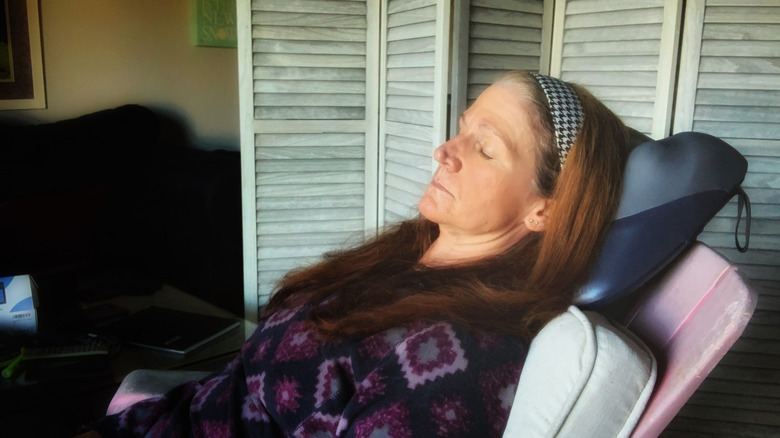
[610,242,758,437]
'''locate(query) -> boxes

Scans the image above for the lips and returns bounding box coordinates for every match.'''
[431,180,453,197]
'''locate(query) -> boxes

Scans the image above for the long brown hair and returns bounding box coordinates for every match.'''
[263,71,629,341]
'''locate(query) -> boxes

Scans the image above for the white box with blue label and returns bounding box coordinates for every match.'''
[0,275,39,335]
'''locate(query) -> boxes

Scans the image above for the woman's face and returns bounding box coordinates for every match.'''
[418,82,548,239]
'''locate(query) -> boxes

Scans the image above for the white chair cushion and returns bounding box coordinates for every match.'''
[504,306,656,437]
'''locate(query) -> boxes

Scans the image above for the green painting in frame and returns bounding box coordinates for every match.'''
[194,0,237,48]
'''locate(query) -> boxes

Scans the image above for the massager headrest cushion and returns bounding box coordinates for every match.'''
[575,132,748,308]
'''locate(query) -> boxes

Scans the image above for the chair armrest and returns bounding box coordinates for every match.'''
[505,306,656,437]
[106,369,210,415]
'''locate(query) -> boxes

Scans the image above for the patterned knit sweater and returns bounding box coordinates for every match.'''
[85,302,528,437]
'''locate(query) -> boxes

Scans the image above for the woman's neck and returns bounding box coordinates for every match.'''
[419,226,531,267]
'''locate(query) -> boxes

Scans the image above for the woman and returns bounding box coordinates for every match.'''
[79,71,629,437]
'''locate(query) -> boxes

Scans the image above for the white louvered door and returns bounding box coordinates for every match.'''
[450,0,552,138]
[675,0,780,286]
[549,0,683,138]
[238,0,380,316]
[238,0,451,313]
[669,2,780,434]
[378,0,451,225]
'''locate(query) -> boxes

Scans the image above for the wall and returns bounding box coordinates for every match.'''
[0,0,239,150]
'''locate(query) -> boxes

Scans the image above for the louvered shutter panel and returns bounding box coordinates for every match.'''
[669,2,780,434]
[550,0,682,138]
[238,0,379,314]
[451,0,550,123]
[378,0,450,224]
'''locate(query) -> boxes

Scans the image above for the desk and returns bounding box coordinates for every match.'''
[92,284,257,382]
[0,285,256,437]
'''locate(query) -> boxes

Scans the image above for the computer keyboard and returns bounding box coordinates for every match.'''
[24,336,118,360]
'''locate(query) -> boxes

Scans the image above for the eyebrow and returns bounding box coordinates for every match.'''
[461,112,512,151]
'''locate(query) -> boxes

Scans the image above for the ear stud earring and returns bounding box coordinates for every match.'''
[527,218,543,226]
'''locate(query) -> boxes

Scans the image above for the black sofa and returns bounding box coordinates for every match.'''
[0,105,243,317]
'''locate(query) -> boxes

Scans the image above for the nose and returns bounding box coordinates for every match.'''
[433,137,463,172]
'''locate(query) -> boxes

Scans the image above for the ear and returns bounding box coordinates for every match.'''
[523,197,550,232]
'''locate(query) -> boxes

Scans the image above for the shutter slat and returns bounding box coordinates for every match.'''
[470,0,543,14]
[259,232,359,247]
[562,40,661,57]
[387,4,437,27]
[256,147,364,160]
[703,23,780,40]
[697,89,780,106]
[563,23,662,43]
[254,53,366,68]
[386,108,433,127]
[694,105,780,123]
[387,67,435,81]
[565,8,664,28]
[387,36,436,54]
[470,6,542,27]
[252,12,367,28]
[253,25,366,42]
[256,159,364,172]
[257,195,365,210]
[566,0,665,14]
[253,66,365,80]
[253,0,366,14]
[562,55,660,71]
[470,22,542,42]
[255,79,366,94]
[387,0,436,14]
[387,21,437,42]
[255,93,366,107]
[468,54,540,70]
[705,6,780,24]
[254,39,366,55]
[386,95,434,111]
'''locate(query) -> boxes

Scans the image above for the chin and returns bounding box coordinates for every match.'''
[418,203,446,226]
[417,197,435,221]
[418,206,433,222]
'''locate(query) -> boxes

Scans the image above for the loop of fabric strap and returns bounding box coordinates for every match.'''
[735,187,751,253]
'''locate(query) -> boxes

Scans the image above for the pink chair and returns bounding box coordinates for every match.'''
[611,242,758,437]
[506,241,756,437]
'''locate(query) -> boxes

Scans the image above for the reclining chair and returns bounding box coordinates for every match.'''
[107,132,757,437]
[506,131,756,436]
[506,242,757,437]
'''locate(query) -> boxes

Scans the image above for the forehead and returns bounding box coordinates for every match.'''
[462,83,535,147]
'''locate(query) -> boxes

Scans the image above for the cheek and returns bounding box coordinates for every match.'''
[475,170,522,202]
[481,171,535,215]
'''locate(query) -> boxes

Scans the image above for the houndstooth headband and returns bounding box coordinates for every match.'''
[530,73,584,168]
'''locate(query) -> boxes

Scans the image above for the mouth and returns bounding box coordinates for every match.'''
[430,180,453,197]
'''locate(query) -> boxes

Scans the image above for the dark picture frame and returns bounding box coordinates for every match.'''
[0,0,45,110]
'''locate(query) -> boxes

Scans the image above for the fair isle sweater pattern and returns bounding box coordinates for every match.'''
[86,303,528,437]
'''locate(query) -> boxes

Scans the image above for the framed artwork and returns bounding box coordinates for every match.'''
[0,0,45,110]
[193,0,237,48]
